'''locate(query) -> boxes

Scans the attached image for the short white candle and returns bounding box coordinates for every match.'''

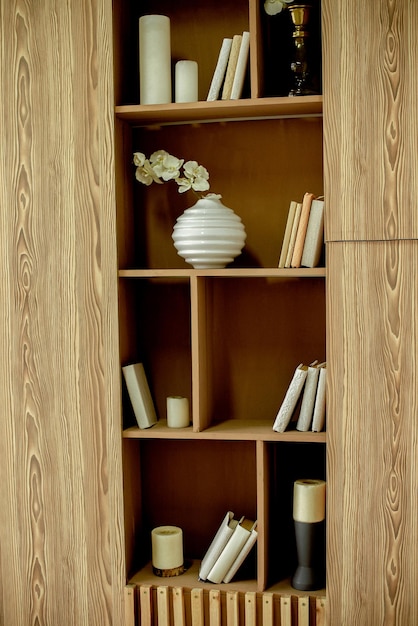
[167,396,190,428]
[139,15,172,105]
[293,479,326,523]
[151,526,183,570]
[175,60,198,103]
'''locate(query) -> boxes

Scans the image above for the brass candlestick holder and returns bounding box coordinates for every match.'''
[288,5,318,96]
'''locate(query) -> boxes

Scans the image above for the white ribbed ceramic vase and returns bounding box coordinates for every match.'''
[172,194,247,269]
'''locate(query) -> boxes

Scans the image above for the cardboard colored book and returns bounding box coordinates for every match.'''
[291,192,315,268]
[122,363,158,429]
[278,200,298,268]
[230,31,250,100]
[221,34,242,100]
[285,202,303,268]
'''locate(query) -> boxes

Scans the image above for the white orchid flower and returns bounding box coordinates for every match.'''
[134,158,162,186]
[264,0,293,16]
[133,150,211,196]
[182,161,210,192]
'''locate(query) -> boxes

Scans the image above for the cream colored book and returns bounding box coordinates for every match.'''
[296,361,325,432]
[278,200,298,268]
[222,524,258,583]
[284,201,302,268]
[122,363,158,429]
[207,517,256,583]
[312,365,327,432]
[207,37,233,101]
[301,197,325,268]
[199,511,239,581]
[230,31,250,100]
[291,192,315,268]
[272,364,309,433]
[221,34,242,100]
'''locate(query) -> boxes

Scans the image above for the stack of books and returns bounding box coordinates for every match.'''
[278,194,325,269]
[199,511,258,584]
[272,361,327,433]
[206,32,250,101]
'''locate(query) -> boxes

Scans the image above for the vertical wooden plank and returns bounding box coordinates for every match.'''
[298,596,309,626]
[157,586,170,626]
[244,592,257,626]
[209,589,221,626]
[124,585,136,626]
[262,592,274,626]
[140,585,153,626]
[173,587,186,626]
[280,596,292,626]
[316,597,326,626]
[191,588,204,626]
[256,441,269,592]
[226,591,239,626]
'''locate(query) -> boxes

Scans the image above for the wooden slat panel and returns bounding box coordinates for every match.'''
[316,598,326,626]
[323,0,418,242]
[0,1,124,625]
[209,589,221,626]
[327,241,418,624]
[226,591,239,626]
[244,592,257,626]
[298,596,309,626]
[261,593,274,626]
[191,588,204,626]
[173,587,186,626]
[157,586,170,626]
[124,585,136,626]
[140,585,153,626]
[280,596,292,626]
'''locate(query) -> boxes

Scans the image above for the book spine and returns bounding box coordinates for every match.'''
[221,34,242,100]
[285,202,302,268]
[312,366,327,432]
[230,31,250,100]
[222,528,258,583]
[301,198,325,268]
[199,512,237,581]
[206,38,233,101]
[296,364,321,432]
[291,192,315,268]
[122,363,158,429]
[272,364,309,433]
[207,522,251,583]
[278,200,298,268]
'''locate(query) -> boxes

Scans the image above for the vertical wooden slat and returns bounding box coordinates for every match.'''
[191,588,204,626]
[226,591,239,626]
[244,591,257,626]
[316,597,327,626]
[262,592,274,626]
[140,585,153,626]
[124,584,136,626]
[298,596,309,626]
[157,586,170,626]
[280,596,292,626]
[209,589,221,626]
[256,440,269,591]
[173,586,186,626]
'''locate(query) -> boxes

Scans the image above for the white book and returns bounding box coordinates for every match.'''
[230,31,250,100]
[122,363,158,429]
[222,525,258,583]
[272,364,308,433]
[301,198,325,268]
[221,34,242,100]
[312,365,327,432]
[207,38,233,101]
[296,361,323,432]
[199,511,239,581]
[207,518,256,583]
[278,200,298,268]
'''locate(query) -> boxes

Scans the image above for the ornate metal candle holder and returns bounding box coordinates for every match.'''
[288,4,318,96]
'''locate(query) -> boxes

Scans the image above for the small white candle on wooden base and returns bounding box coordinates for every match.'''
[166,396,190,428]
[175,60,198,103]
[151,526,184,577]
[293,479,326,522]
[139,15,171,105]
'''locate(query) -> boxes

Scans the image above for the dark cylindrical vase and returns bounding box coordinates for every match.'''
[292,519,325,591]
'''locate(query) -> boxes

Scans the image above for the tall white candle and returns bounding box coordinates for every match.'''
[175,60,198,103]
[151,526,183,570]
[293,479,326,523]
[139,15,171,105]
[167,396,190,428]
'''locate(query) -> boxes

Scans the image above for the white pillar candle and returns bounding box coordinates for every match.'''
[151,526,183,570]
[166,396,190,428]
[139,15,172,105]
[175,60,198,103]
[293,479,326,523]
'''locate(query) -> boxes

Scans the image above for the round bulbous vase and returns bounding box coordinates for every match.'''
[172,194,247,269]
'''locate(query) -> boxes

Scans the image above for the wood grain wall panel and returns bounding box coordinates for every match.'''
[0,1,124,625]
[327,240,418,625]
[323,0,418,242]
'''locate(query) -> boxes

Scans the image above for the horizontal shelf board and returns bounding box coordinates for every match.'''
[115,96,323,126]
[123,420,326,443]
[118,267,326,279]
[129,561,326,598]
